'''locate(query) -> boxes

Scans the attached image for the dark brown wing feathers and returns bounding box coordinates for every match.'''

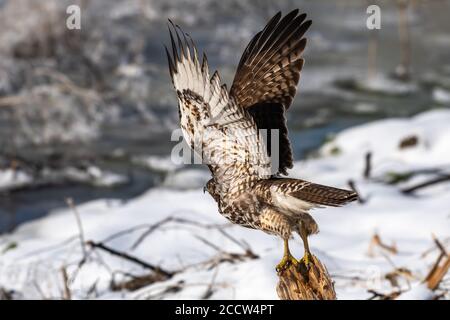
[289,182,358,207]
[230,10,311,175]
[230,10,311,109]
[248,103,291,175]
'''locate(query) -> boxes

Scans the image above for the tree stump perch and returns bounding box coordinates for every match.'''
[276,254,336,300]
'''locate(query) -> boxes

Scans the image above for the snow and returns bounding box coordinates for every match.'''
[362,76,418,96]
[0,169,32,191]
[338,74,419,96]
[0,166,129,191]
[321,109,450,170]
[1,109,449,300]
[163,169,210,190]
[396,284,434,300]
[354,102,379,114]
[433,87,450,104]
[132,155,183,173]
[85,166,129,187]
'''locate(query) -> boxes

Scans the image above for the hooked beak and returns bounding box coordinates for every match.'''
[203,186,207,193]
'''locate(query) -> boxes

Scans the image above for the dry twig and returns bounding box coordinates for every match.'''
[425,235,450,291]
[368,233,398,256]
[348,179,366,204]
[66,198,87,258]
[402,174,450,194]
[363,151,372,179]
[61,266,72,300]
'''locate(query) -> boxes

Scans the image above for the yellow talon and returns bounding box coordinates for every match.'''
[276,239,298,272]
[276,253,298,272]
[299,251,313,269]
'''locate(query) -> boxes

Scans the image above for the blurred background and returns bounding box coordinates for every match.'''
[0,0,449,232]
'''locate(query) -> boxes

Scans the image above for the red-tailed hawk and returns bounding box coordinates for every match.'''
[166,10,357,271]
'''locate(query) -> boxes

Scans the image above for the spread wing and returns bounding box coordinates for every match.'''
[165,22,272,193]
[230,10,312,175]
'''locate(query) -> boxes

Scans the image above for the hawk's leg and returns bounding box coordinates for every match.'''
[259,208,297,272]
[276,239,298,272]
[299,223,313,268]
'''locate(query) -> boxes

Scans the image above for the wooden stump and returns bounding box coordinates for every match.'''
[276,254,336,300]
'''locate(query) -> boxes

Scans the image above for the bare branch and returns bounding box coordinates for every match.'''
[368,233,398,256]
[86,240,174,279]
[61,266,72,300]
[348,179,366,204]
[66,197,87,258]
[402,174,450,194]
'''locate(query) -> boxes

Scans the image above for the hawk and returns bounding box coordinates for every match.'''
[166,10,357,271]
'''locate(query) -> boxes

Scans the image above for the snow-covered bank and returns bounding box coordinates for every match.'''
[0,165,129,192]
[1,109,449,300]
[0,169,32,191]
